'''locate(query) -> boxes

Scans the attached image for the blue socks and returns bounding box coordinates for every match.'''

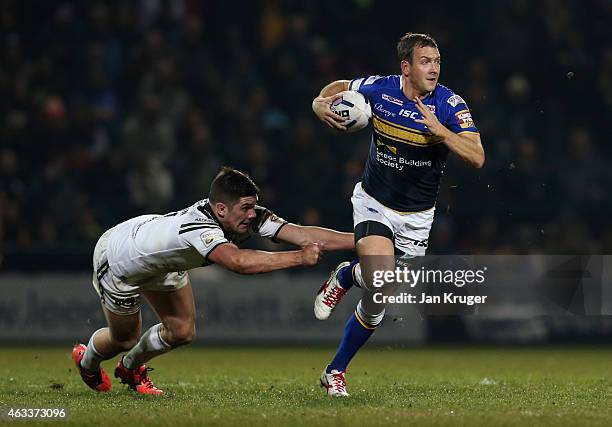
[327,261,376,372]
[327,311,375,372]
[338,259,359,290]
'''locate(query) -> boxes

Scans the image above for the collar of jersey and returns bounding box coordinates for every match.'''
[398,75,434,102]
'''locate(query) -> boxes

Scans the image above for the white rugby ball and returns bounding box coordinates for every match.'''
[330,90,371,132]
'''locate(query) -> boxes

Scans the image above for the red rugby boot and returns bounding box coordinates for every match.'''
[114,357,164,395]
[72,343,112,392]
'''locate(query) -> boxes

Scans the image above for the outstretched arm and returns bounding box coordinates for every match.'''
[207,242,322,275]
[312,80,351,131]
[275,223,354,251]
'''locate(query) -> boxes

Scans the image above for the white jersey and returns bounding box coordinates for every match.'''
[106,199,287,284]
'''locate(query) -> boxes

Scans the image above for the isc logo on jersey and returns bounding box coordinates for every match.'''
[399,105,435,119]
[399,109,419,119]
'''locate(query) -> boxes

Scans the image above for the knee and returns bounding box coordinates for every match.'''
[165,322,196,346]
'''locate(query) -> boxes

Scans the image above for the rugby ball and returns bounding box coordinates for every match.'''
[330,91,371,132]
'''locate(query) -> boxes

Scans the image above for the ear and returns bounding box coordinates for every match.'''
[214,202,227,218]
[400,59,411,76]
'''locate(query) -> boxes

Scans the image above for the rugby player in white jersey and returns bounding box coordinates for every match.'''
[72,167,353,394]
[311,33,485,396]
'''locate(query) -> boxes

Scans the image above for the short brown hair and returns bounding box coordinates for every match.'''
[397,33,438,64]
[209,167,259,205]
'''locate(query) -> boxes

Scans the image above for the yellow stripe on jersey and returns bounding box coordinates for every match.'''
[374,114,430,134]
[372,115,441,147]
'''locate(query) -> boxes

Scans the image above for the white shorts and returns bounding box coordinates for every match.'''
[351,182,435,257]
[92,228,189,315]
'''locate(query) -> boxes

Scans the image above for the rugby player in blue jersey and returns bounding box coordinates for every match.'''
[311,33,484,396]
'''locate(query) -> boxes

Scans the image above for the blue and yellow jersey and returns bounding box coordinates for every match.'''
[349,75,479,212]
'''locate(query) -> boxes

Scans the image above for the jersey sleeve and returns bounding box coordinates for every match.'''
[348,75,387,100]
[442,93,479,134]
[179,220,230,260]
[251,206,288,240]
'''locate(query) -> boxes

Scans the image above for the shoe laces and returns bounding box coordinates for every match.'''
[137,366,157,389]
[323,283,347,307]
[331,371,346,393]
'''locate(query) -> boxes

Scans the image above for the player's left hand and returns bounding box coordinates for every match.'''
[413,97,448,138]
[312,95,347,131]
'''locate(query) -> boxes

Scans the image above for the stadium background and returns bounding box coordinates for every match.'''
[0,0,611,346]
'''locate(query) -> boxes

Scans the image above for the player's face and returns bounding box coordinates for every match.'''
[226,196,258,234]
[405,46,441,94]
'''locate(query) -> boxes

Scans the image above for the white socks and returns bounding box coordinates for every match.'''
[356,300,385,327]
[81,328,107,370]
[122,323,172,369]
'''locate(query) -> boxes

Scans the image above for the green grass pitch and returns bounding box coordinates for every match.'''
[1,346,611,426]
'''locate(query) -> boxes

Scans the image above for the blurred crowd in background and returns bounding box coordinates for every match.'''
[0,0,610,270]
